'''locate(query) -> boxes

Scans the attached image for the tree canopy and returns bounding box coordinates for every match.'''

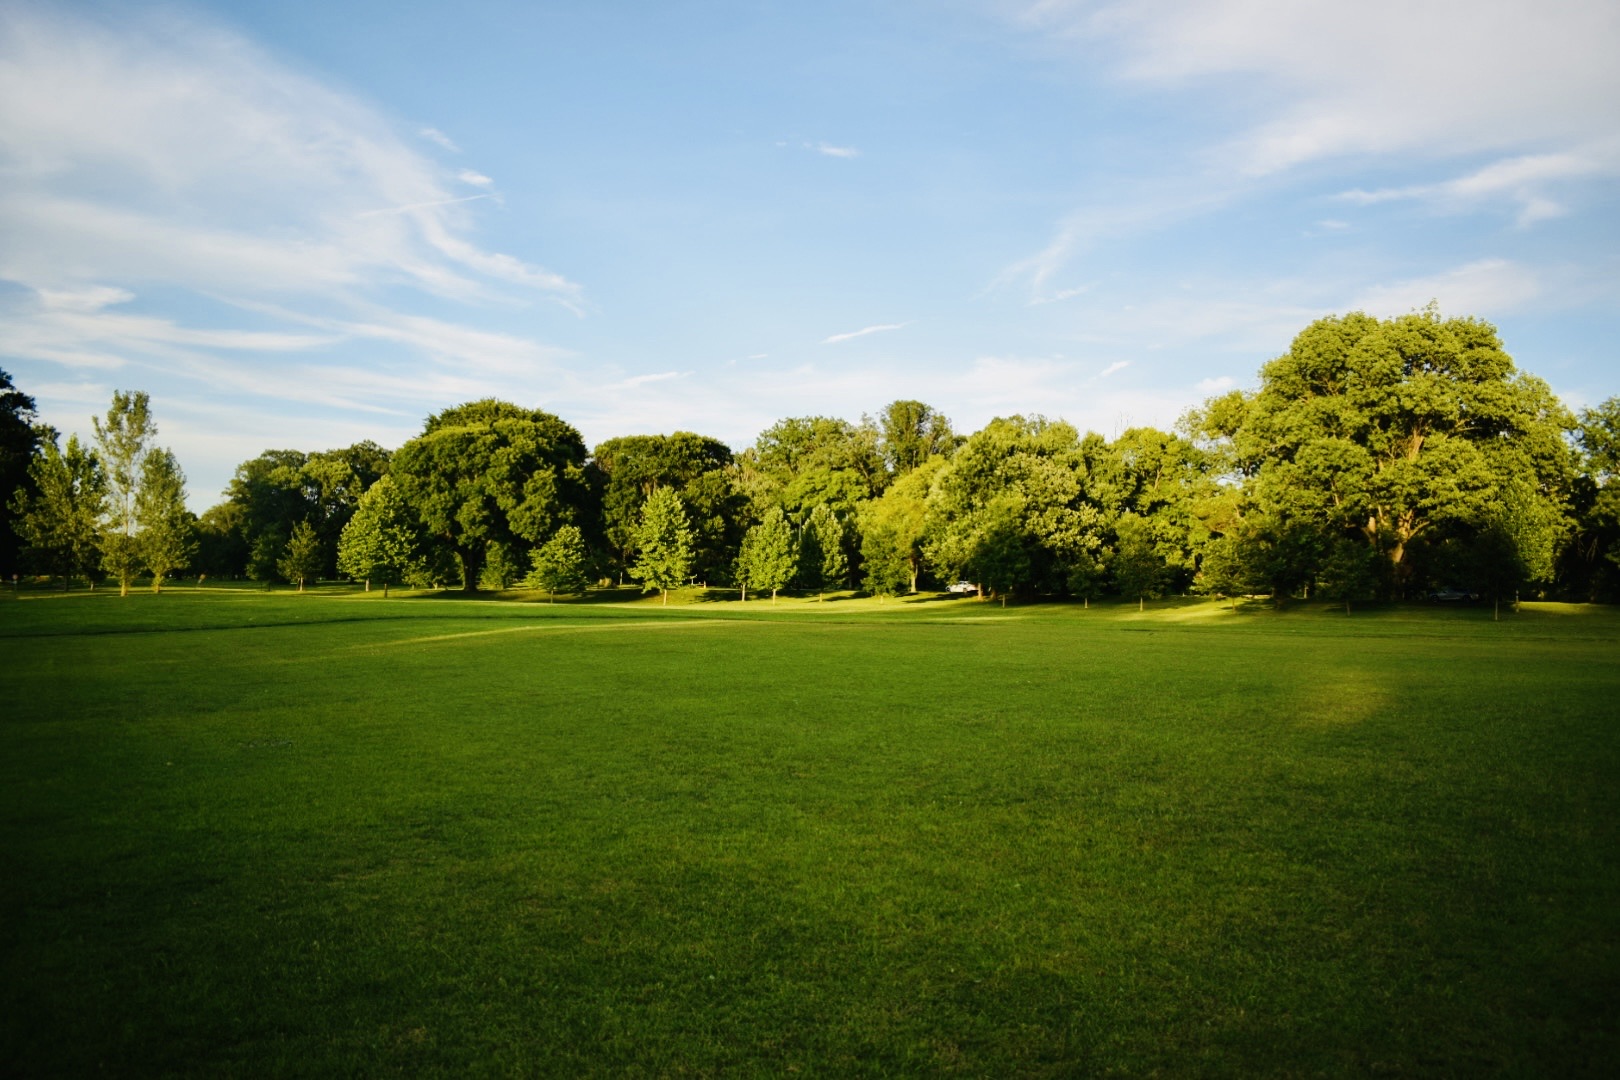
[390,400,589,591]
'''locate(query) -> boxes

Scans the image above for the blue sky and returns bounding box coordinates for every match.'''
[2,0,1618,509]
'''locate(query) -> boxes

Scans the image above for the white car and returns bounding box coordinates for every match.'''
[946,581,976,594]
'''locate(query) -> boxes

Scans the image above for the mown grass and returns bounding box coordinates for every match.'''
[2,588,1617,1076]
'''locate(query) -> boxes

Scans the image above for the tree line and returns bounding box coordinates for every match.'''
[5,309,1620,607]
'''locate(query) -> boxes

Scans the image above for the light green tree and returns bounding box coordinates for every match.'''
[94,390,158,596]
[338,475,417,597]
[735,506,795,602]
[136,448,193,592]
[278,520,324,592]
[9,433,105,589]
[632,486,693,605]
[528,524,590,602]
[797,503,848,599]
[859,520,911,601]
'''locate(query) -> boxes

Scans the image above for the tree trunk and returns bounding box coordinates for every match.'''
[1494,598,1500,621]
[1138,596,1144,612]
[383,582,390,598]
[740,584,747,602]
[662,589,668,606]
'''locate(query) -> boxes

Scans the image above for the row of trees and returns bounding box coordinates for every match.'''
[4,386,192,595]
[5,309,1620,606]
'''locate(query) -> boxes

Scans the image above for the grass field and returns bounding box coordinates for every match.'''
[2,586,1617,1076]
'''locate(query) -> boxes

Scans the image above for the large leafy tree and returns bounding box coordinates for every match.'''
[1194,309,1575,596]
[8,433,105,589]
[924,416,1108,597]
[94,391,159,596]
[859,455,945,593]
[136,448,194,592]
[390,400,590,591]
[1,368,46,578]
[875,399,959,475]
[739,415,886,520]
[631,486,694,605]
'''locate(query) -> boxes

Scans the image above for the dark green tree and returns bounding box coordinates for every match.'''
[1192,308,1575,596]
[278,520,324,592]
[390,400,589,591]
[1316,535,1382,614]
[1112,513,1167,611]
[9,433,104,589]
[0,368,46,578]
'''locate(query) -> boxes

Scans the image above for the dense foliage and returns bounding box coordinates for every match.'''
[7,309,1619,603]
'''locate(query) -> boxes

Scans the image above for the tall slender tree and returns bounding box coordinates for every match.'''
[93,391,158,596]
[136,448,193,592]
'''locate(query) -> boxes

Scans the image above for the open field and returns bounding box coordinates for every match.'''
[2,588,1617,1076]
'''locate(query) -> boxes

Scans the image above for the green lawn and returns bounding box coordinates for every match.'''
[3,588,1617,1076]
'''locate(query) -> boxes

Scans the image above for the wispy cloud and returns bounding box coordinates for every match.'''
[357,194,493,217]
[1348,259,1543,318]
[810,142,860,159]
[1099,360,1129,378]
[612,371,686,390]
[1338,144,1620,227]
[420,127,460,152]
[0,3,586,438]
[1017,0,1620,175]
[821,322,907,344]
